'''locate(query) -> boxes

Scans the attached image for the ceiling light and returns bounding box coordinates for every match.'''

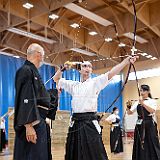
[7,27,56,44]
[141,52,148,56]
[13,56,20,58]
[49,14,59,20]
[123,32,148,44]
[23,3,34,9]
[151,57,157,60]
[146,55,152,58]
[70,23,80,28]
[89,31,97,36]
[64,3,113,26]
[118,43,126,47]
[105,37,113,42]
[70,48,96,56]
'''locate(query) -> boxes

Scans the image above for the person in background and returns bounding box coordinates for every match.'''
[0,117,6,152]
[127,84,160,160]
[106,107,123,154]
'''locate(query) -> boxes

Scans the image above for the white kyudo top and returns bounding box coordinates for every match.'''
[106,114,120,123]
[130,97,157,122]
[58,72,111,113]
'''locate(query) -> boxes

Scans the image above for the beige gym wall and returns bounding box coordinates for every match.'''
[123,59,160,108]
[93,59,160,107]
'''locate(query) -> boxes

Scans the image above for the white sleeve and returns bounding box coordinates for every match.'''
[130,101,139,112]
[106,114,116,122]
[58,78,76,95]
[93,72,111,91]
[147,99,157,111]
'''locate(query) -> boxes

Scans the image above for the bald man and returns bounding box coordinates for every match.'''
[14,43,52,160]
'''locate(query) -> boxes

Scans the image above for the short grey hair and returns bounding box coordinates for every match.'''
[27,43,44,55]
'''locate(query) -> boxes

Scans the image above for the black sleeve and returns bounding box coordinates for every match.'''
[14,67,40,127]
[46,89,58,120]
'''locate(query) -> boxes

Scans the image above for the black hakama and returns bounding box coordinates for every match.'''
[65,112,108,160]
[0,128,6,151]
[110,119,123,153]
[132,104,160,160]
[14,120,49,160]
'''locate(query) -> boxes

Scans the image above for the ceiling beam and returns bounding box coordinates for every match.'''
[0,47,9,52]
[0,0,148,44]
[0,31,9,44]
[0,0,159,66]
[145,29,160,58]
[0,0,76,29]
[150,0,160,26]
[101,0,125,32]
[135,37,160,58]
[3,44,27,56]
[39,0,49,9]
[128,0,156,6]
[49,8,66,26]
[120,1,160,37]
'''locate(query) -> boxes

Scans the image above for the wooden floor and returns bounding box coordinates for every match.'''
[0,140,133,160]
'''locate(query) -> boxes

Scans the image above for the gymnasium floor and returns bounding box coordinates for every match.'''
[0,139,133,160]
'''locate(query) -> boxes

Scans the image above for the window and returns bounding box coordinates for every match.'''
[128,67,160,80]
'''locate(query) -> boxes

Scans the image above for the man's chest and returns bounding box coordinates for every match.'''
[72,81,97,95]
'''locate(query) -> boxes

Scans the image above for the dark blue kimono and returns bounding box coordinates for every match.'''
[14,60,56,160]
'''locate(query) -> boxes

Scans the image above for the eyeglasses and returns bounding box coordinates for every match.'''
[81,64,92,68]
